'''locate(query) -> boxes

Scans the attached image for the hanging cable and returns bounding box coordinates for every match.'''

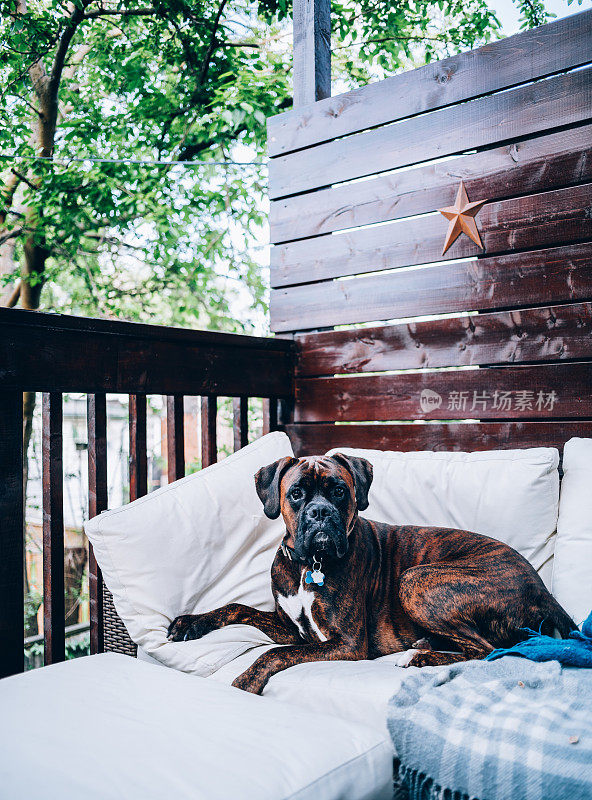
[0,154,266,167]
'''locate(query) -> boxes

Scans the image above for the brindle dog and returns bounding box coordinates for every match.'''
[168,454,574,695]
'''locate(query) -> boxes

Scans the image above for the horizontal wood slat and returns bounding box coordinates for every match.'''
[271,183,592,288]
[272,242,592,331]
[270,124,592,244]
[0,391,24,678]
[42,392,66,666]
[286,421,592,457]
[268,10,592,157]
[294,363,592,422]
[295,302,592,376]
[0,309,294,397]
[269,66,592,199]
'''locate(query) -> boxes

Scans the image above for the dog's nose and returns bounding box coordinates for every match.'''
[306,502,332,521]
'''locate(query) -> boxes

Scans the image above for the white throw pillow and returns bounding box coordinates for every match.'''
[553,438,592,627]
[326,447,559,576]
[84,432,293,675]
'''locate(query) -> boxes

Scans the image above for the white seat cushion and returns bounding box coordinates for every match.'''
[553,438,592,627]
[84,432,294,675]
[0,654,393,800]
[326,446,560,581]
[210,646,418,734]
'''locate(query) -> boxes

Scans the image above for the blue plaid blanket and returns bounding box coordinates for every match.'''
[387,658,592,800]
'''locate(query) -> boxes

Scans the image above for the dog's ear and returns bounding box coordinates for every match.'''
[330,453,373,512]
[254,456,298,519]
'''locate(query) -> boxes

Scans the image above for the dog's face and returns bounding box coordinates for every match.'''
[255,454,373,563]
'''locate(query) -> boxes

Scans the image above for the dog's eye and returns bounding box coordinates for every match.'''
[333,486,345,498]
[290,488,304,501]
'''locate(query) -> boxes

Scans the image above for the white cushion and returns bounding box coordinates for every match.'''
[327,446,559,577]
[0,654,393,800]
[553,438,592,627]
[211,645,417,734]
[84,432,293,676]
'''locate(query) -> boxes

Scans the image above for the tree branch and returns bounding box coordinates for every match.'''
[82,6,159,20]
[2,281,21,308]
[198,0,230,86]
[0,228,24,246]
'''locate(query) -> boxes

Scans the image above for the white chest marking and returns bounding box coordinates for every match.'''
[277,577,328,643]
[390,648,418,667]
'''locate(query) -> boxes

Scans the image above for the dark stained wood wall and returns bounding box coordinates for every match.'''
[268,10,592,456]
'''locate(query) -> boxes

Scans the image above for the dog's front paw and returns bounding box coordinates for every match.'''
[231,668,267,696]
[167,614,212,642]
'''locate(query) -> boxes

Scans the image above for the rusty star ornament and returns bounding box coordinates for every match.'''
[438,181,487,255]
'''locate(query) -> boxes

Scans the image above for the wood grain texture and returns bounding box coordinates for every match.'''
[87,393,107,655]
[129,394,148,501]
[294,363,592,422]
[268,10,592,156]
[201,395,218,468]
[293,0,331,107]
[287,421,592,457]
[272,242,592,332]
[295,302,592,376]
[271,183,592,288]
[0,391,24,678]
[166,395,185,482]
[270,124,592,243]
[42,392,65,666]
[0,308,294,397]
[233,396,249,451]
[269,66,592,199]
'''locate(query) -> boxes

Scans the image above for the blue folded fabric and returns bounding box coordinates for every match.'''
[486,609,592,667]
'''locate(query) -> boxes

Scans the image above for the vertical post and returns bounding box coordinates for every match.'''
[293,0,331,107]
[129,393,148,501]
[201,395,217,468]
[88,393,107,655]
[42,392,65,665]
[0,391,24,678]
[233,397,249,452]
[166,395,185,482]
[262,398,279,436]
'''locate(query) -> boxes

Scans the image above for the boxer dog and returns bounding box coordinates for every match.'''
[168,454,574,695]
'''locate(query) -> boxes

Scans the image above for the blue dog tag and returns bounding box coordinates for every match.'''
[305,569,324,586]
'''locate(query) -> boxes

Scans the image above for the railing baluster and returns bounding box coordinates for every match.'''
[42,392,65,665]
[201,395,217,468]
[166,395,185,482]
[87,393,107,655]
[262,398,278,435]
[233,397,249,452]
[0,391,24,678]
[129,393,148,500]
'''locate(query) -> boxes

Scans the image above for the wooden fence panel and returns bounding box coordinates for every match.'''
[272,243,592,332]
[270,124,592,243]
[294,363,592,422]
[271,183,592,288]
[269,67,592,199]
[287,421,592,456]
[295,302,592,376]
[268,10,592,157]
[201,396,218,468]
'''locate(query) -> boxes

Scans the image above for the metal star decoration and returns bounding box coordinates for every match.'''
[438,181,487,255]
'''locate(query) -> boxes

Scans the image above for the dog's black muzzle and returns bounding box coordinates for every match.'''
[294,498,348,562]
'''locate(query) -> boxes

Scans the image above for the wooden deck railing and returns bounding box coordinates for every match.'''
[0,308,294,679]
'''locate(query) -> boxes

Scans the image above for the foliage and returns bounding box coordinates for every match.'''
[0,0,554,328]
